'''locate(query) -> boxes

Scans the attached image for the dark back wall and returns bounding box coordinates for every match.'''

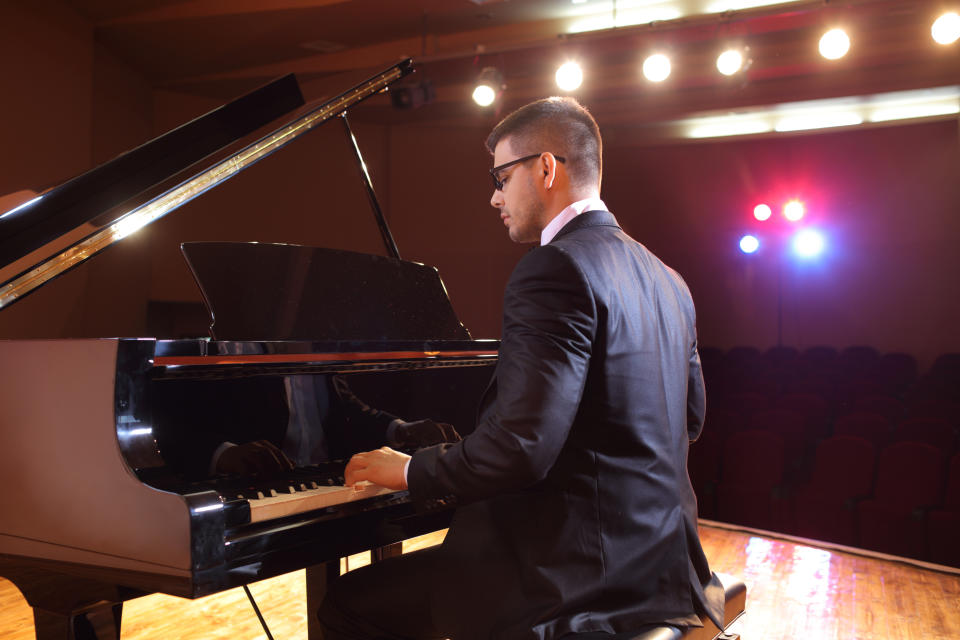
[1,2,958,369]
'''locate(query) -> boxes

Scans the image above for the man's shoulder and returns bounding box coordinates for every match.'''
[552,209,621,241]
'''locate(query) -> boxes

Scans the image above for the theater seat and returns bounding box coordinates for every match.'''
[565,573,746,640]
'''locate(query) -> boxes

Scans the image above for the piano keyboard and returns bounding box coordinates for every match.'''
[243,481,400,523]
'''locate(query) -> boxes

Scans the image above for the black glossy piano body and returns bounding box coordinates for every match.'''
[0,61,497,639]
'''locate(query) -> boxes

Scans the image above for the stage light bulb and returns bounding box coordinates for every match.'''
[717,49,745,76]
[793,229,825,258]
[819,28,850,60]
[753,204,772,221]
[556,61,584,91]
[472,84,496,107]
[783,200,805,221]
[932,12,960,45]
[740,235,760,254]
[643,54,671,82]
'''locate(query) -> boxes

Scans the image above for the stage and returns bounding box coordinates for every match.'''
[2,521,958,639]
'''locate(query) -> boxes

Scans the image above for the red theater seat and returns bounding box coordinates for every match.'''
[790,436,876,545]
[849,394,906,425]
[777,392,831,439]
[877,352,918,395]
[748,408,809,472]
[717,391,771,422]
[857,442,947,558]
[832,412,891,450]
[927,452,960,567]
[689,426,724,519]
[717,430,786,530]
[891,417,957,453]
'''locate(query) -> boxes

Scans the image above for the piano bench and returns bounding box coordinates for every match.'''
[565,573,746,640]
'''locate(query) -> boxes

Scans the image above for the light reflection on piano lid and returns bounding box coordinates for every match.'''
[117,412,163,469]
[0,60,413,311]
[0,194,44,220]
[191,503,225,514]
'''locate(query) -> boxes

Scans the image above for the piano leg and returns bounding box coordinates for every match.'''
[370,542,403,562]
[0,557,143,640]
[33,603,122,640]
[306,561,340,640]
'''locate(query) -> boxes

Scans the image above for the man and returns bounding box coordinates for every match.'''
[320,97,724,639]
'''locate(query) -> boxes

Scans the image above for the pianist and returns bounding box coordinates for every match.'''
[322,97,725,639]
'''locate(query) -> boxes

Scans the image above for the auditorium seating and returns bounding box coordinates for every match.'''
[717,430,786,530]
[890,417,956,452]
[777,392,830,439]
[856,442,947,558]
[688,426,724,519]
[832,412,890,450]
[927,452,960,567]
[693,346,960,566]
[846,393,904,425]
[748,408,808,474]
[790,435,876,545]
[876,352,918,395]
[716,392,771,422]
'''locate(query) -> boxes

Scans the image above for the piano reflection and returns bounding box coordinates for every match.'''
[0,60,497,640]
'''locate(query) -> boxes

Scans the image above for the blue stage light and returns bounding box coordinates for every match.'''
[792,229,825,258]
[739,235,760,254]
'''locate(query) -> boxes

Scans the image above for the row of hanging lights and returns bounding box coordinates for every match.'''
[473,11,960,105]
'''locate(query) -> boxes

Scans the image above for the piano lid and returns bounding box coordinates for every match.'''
[182,241,471,341]
[0,59,414,312]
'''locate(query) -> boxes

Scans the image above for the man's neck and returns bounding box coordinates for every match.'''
[540,195,607,245]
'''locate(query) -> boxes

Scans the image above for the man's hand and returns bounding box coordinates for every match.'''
[344,447,410,490]
[391,419,461,448]
[215,440,295,476]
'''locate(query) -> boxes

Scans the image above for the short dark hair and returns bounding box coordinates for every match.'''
[485,97,602,190]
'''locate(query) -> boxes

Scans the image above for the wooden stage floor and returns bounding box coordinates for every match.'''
[2,521,959,639]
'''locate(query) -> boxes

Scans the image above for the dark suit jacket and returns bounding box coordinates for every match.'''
[408,210,724,639]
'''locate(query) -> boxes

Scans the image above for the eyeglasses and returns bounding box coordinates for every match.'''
[489,153,566,191]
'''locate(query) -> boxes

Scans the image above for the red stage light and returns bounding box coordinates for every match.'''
[784,200,805,222]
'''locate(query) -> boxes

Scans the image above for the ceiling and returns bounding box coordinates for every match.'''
[61,0,960,132]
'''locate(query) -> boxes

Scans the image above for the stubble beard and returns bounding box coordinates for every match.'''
[508,181,546,244]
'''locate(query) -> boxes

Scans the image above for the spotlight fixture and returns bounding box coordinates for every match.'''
[739,235,760,254]
[932,12,960,45]
[753,204,772,221]
[819,28,850,60]
[555,61,584,91]
[783,200,806,222]
[792,229,825,258]
[390,80,435,110]
[472,67,504,107]
[716,48,747,76]
[642,53,671,82]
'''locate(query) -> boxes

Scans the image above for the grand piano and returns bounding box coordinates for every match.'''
[0,60,498,639]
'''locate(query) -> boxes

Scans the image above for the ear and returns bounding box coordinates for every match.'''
[539,153,559,190]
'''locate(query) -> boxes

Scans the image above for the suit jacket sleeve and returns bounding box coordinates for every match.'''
[686,340,706,442]
[407,244,595,505]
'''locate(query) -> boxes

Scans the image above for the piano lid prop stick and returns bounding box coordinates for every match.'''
[243,585,276,640]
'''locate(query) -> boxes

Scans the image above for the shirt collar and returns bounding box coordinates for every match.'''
[540,197,608,245]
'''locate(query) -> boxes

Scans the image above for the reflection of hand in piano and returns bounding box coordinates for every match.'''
[390,419,461,449]
[215,439,295,475]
